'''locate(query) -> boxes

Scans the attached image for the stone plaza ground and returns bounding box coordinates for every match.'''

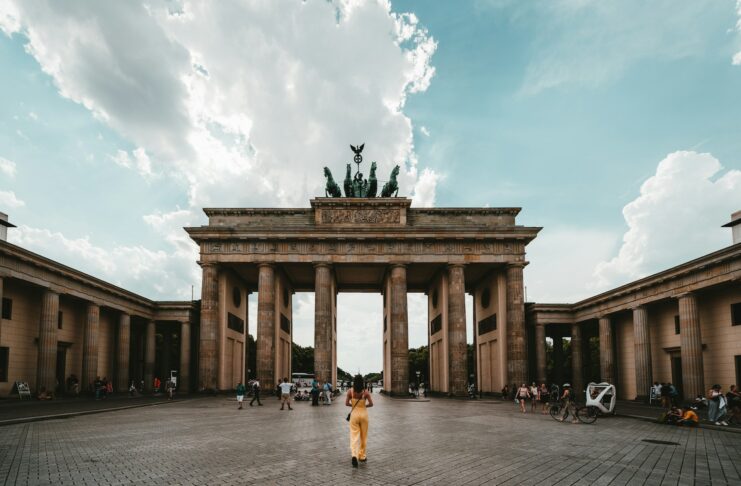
[1,394,740,486]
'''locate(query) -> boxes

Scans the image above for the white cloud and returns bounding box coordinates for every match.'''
[734,0,741,65]
[0,190,25,208]
[9,220,199,300]
[5,0,438,209]
[0,157,16,178]
[111,148,154,179]
[593,151,741,290]
[504,0,731,94]
[419,125,430,137]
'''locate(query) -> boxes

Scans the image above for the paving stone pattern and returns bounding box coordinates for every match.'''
[1,394,740,485]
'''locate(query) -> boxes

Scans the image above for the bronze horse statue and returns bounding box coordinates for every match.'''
[324,167,342,197]
[381,165,400,197]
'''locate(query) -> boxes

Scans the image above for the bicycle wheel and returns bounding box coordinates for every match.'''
[576,405,598,424]
[549,404,563,422]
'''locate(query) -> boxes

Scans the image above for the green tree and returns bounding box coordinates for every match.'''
[291,343,314,374]
[408,345,429,384]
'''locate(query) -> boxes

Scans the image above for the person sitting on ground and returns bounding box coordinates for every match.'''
[129,381,138,397]
[678,406,699,426]
[664,406,682,425]
[37,387,54,400]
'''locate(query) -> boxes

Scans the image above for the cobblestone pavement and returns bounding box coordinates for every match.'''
[1,394,740,485]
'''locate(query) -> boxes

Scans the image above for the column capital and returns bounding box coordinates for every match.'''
[313,262,332,269]
[390,263,407,270]
[257,262,275,269]
[447,263,465,269]
[199,261,218,268]
[676,291,695,299]
[506,261,527,269]
[630,304,646,311]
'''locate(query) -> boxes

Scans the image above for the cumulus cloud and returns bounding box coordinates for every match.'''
[593,151,741,290]
[734,0,741,65]
[0,190,25,208]
[3,0,438,209]
[0,157,16,178]
[9,219,199,299]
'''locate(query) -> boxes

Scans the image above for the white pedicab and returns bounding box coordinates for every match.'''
[585,382,617,415]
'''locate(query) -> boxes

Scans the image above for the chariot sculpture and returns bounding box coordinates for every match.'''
[323,144,400,198]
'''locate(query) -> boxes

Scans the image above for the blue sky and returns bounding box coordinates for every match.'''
[1,1,740,373]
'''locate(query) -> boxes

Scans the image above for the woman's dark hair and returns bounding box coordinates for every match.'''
[353,374,365,394]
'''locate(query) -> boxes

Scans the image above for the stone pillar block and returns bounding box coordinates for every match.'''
[180,321,191,393]
[599,316,614,384]
[198,263,219,391]
[506,264,527,385]
[81,302,100,391]
[571,324,584,395]
[447,264,467,396]
[313,263,333,385]
[678,293,704,399]
[144,320,156,391]
[632,306,653,401]
[389,264,409,396]
[257,263,276,389]
[535,324,546,384]
[36,290,59,393]
[116,313,131,392]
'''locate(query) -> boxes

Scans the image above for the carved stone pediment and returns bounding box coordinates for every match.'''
[311,197,410,226]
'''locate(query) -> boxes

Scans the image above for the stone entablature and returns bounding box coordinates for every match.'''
[0,240,195,321]
[529,242,741,324]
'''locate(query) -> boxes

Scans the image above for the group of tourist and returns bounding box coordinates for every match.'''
[655,382,740,427]
[503,382,561,414]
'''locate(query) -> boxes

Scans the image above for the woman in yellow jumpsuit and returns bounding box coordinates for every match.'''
[346,374,374,467]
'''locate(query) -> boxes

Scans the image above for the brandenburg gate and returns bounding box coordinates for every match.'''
[185,149,540,396]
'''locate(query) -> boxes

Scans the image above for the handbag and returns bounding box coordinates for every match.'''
[346,390,362,421]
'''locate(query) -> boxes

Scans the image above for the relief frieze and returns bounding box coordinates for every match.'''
[320,208,400,224]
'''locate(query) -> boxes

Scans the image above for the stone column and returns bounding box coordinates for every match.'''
[506,263,527,385]
[553,335,564,386]
[571,324,584,395]
[535,324,546,384]
[314,263,332,385]
[257,263,276,389]
[633,306,653,402]
[116,312,131,392]
[447,264,467,396]
[678,293,704,399]
[144,320,155,391]
[36,289,59,393]
[599,316,614,384]
[0,276,3,345]
[180,321,191,393]
[389,264,409,396]
[81,302,100,391]
[198,262,219,391]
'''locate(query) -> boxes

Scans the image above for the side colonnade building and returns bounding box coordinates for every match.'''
[527,211,741,401]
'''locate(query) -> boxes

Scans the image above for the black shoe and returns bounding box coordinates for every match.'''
[351,457,358,468]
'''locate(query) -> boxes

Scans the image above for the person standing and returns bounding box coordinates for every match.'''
[559,383,578,424]
[279,378,294,411]
[323,381,332,405]
[530,383,539,412]
[166,379,175,400]
[516,383,530,413]
[250,379,263,406]
[236,382,246,410]
[539,383,549,414]
[310,381,320,406]
[346,374,374,468]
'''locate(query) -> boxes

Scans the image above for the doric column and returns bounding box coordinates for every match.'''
[553,335,564,386]
[180,321,191,393]
[535,323,546,384]
[0,276,4,345]
[144,320,155,391]
[389,264,409,396]
[198,262,219,391]
[116,312,131,392]
[36,289,59,393]
[571,324,584,395]
[447,264,467,396]
[633,306,653,401]
[599,316,614,384]
[678,293,704,399]
[257,263,276,389]
[314,263,332,385]
[506,263,527,385]
[81,302,100,391]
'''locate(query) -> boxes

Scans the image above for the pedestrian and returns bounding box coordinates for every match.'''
[236,381,246,409]
[501,384,509,400]
[530,382,538,412]
[153,376,161,393]
[129,381,137,397]
[323,381,332,405]
[660,382,671,408]
[539,383,550,414]
[559,383,578,424]
[516,383,530,413]
[166,379,175,400]
[707,384,728,426]
[668,383,679,407]
[651,382,661,403]
[311,381,320,406]
[346,374,374,468]
[249,379,263,406]
[279,378,294,410]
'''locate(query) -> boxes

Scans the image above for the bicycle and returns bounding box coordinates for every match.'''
[549,401,599,424]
